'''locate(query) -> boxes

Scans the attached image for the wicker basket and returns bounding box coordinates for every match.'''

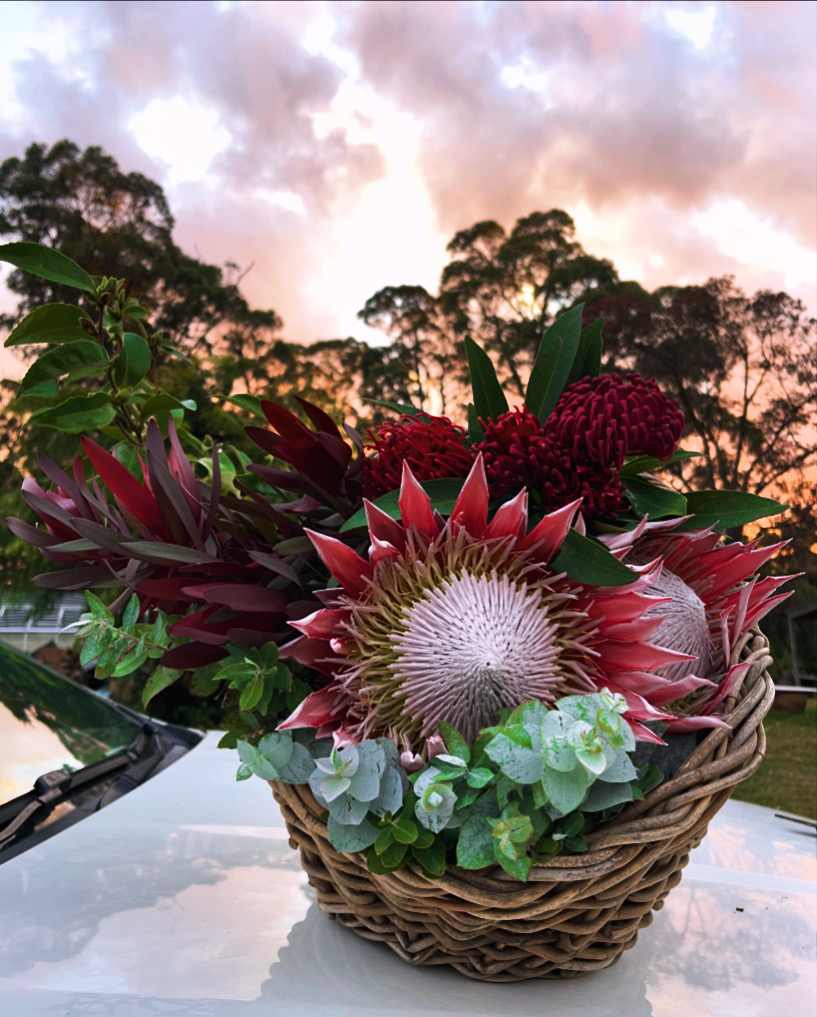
[271,630,774,982]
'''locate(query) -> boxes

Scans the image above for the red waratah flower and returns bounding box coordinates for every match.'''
[598,519,793,732]
[549,372,685,466]
[362,414,474,499]
[277,455,692,755]
[476,408,625,518]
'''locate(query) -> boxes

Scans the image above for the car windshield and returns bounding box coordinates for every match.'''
[0,642,141,806]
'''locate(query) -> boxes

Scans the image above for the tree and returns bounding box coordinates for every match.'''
[0,141,288,588]
[0,140,282,357]
[438,210,617,398]
[589,276,817,505]
[360,211,617,407]
[358,285,461,413]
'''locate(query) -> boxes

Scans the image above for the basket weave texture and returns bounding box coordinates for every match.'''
[271,630,774,982]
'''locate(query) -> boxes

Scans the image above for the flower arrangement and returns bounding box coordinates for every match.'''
[1,244,791,978]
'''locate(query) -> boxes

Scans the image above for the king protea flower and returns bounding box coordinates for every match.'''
[277,456,692,756]
[599,520,793,733]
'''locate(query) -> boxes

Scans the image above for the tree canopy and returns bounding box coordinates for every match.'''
[1,140,815,680]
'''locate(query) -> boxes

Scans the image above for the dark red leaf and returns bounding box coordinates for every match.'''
[137,577,195,600]
[34,565,112,590]
[161,643,229,668]
[248,551,301,584]
[72,518,129,554]
[294,397,343,440]
[261,401,314,442]
[119,540,221,565]
[37,455,92,519]
[167,418,199,504]
[179,583,288,613]
[245,426,280,456]
[81,437,165,533]
[6,517,60,548]
[146,420,204,548]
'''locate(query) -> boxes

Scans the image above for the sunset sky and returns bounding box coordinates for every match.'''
[1,0,815,379]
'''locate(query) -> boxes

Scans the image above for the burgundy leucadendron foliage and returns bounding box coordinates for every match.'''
[9,417,328,670]
[246,397,363,517]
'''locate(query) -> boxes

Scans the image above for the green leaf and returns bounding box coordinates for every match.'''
[411,839,446,877]
[620,449,699,477]
[121,594,140,631]
[85,591,113,623]
[438,721,471,765]
[141,665,183,706]
[465,402,485,443]
[114,332,151,386]
[464,336,508,420]
[374,827,394,855]
[623,477,687,520]
[551,530,639,587]
[368,398,422,416]
[226,394,266,419]
[0,242,95,293]
[30,393,116,434]
[495,849,530,881]
[683,490,786,530]
[5,302,89,347]
[391,817,419,845]
[111,639,148,678]
[566,318,603,384]
[239,672,265,712]
[525,304,584,422]
[466,767,494,789]
[340,477,464,532]
[18,340,108,395]
[456,815,495,869]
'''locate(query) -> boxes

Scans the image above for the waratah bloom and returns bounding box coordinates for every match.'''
[599,520,793,732]
[476,408,625,518]
[278,455,691,755]
[549,372,685,466]
[362,414,474,499]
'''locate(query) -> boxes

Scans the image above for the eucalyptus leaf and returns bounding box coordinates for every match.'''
[542,764,590,815]
[580,780,636,813]
[327,816,379,853]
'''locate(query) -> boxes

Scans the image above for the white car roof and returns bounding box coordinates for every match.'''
[1,731,815,1017]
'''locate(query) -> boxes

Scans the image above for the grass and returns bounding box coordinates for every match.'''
[732,699,817,818]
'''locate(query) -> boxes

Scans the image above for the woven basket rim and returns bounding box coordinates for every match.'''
[272,628,773,887]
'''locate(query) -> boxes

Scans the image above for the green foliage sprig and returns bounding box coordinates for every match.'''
[235,691,660,883]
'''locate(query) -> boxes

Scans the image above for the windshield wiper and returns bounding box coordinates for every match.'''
[0,725,154,851]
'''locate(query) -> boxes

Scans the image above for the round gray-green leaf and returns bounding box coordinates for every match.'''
[327,816,379,853]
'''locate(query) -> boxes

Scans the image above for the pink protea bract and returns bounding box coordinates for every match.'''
[278,456,690,755]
